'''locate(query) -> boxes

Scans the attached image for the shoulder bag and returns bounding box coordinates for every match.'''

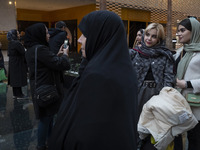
[186,93,200,107]
[34,45,59,107]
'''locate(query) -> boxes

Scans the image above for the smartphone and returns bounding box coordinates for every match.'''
[63,40,69,49]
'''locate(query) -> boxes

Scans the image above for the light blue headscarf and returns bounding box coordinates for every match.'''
[7,29,18,41]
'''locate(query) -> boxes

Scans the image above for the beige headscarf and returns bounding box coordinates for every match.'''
[177,18,200,80]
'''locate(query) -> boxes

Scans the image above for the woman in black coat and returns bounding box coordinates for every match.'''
[49,10,138,150]
[24,23,70,150]
[7,29,27,98]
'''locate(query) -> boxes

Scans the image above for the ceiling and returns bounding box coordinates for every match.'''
[15,0,96,11]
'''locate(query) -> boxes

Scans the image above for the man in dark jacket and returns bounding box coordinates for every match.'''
[48,21,70,93]
[48,21,68,54]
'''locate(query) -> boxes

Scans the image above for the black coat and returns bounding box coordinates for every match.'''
[25,45,70,119]
[7,40,27,87]
[48,28,67,54]
[24,23,71,119]
[49,11,138,150]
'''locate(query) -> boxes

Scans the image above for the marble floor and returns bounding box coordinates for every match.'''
[0,51,77,150]
[0,81,38,150]
[0,53,39,150]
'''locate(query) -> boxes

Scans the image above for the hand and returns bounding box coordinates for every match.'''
[63,45,69,56]
[57,44,69,57]
[176,78,187,89]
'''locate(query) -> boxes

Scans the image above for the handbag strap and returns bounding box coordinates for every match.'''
[34,45,39,89]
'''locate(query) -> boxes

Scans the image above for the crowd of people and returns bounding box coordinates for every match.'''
[0,10,200,150]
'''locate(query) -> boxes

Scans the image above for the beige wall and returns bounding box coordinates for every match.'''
[121,8,151,22]
[15,4,96,51]
[0,0,17,31]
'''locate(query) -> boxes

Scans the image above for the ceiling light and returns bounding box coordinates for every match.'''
[9,1,12,5]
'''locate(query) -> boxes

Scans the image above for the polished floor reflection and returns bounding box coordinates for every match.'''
[0,82,38,150]
[0,51,78,150]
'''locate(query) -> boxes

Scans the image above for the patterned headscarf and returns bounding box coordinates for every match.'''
[7,29,18,41]
[139,35,174,63]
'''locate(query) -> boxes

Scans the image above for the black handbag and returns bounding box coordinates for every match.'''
[34,46,59,107]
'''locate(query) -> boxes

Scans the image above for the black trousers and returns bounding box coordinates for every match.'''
[13,87,23,96]
[174,134,183,150]
[174,122,200,150]
[138,135,157,150]
[188,122,200,150]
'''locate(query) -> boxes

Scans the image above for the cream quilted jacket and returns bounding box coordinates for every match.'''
[138,87,198,150]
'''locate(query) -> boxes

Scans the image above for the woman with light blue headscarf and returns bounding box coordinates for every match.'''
[7,29,27,99]
[175,17,200,149]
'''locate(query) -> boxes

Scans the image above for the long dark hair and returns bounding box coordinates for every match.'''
[178,18,192,31]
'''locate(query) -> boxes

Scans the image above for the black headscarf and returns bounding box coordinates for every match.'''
[7,29,18,41]
[24,23,48,48]
[49,10,138,150]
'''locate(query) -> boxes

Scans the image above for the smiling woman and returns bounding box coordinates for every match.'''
[129,22,175,149]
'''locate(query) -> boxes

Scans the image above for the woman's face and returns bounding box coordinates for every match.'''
[45,27,50,42]
[78,34,87,58]
[144,29,159,47]
[136,31,142,43]
[177,25,191,44]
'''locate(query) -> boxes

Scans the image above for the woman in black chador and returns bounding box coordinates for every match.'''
[49,10,138,150]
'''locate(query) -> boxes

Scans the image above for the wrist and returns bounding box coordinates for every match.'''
[63,53,68,57]
[185,81,188,88]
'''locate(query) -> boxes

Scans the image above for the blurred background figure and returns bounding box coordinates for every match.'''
[7,29,27,100]
[48,21,70,95]
[48,21,69,54]
[133,28,144,49]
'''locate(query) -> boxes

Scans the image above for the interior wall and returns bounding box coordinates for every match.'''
[0,0,17,50]
[0,0,17,31]
[1,4,153,51]
[49,4,96,51]
[121,8,151,22]
[15,4,96,52]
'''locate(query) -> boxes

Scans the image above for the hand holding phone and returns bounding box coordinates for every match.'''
[63,40,69,49]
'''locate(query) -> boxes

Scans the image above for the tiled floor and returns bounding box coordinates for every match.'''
[0,53,38,150]
[1,50,189,150]
[0,51,76,150]
[0,81,38,150]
